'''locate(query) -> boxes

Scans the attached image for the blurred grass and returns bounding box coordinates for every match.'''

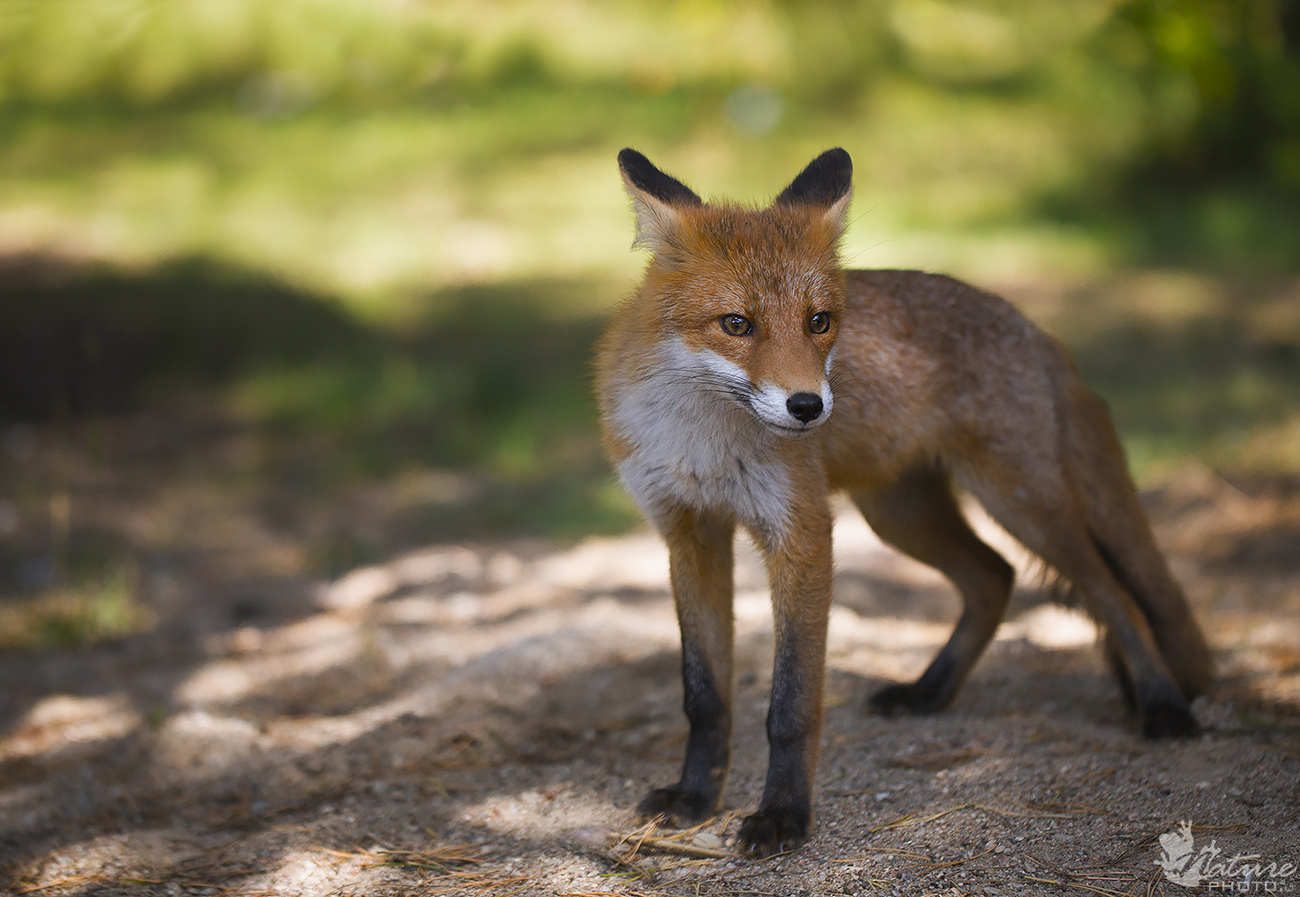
[5,0,1293,300]
[0,565,150,651]
[0,0,1297,603]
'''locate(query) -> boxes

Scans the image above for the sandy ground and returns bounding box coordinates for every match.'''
[2,448,1299,895]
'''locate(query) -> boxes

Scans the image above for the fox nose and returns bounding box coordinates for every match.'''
[786,392,824,424]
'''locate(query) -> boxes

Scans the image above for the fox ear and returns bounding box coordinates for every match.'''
[618,149,702,252]
[775,147,852,231]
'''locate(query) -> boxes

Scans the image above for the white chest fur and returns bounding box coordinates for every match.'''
[610,338,792,536]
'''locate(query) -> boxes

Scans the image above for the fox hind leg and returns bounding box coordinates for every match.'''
[969,465,1200,738]
[851,464,1015,716]
[1063,383,1213,702]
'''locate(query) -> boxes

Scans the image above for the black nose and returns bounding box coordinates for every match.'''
[786,392,824,423]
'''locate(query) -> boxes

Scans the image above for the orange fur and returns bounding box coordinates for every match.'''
[596,149,1212,857]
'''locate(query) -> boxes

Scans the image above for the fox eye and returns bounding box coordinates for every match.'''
[719,314,753,336]
[809,312,832,334]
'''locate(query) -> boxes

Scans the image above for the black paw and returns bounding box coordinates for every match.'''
[869,681,949,716]
[736,806,810,858]
[637,786,718,825]
[1140,698,1201,739]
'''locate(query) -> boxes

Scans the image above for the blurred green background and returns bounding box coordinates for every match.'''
[1,0,1298,643]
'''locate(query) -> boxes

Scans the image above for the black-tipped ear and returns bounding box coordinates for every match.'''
[618,149,703,207]
[618,149,702,253]
[775,148,852,208]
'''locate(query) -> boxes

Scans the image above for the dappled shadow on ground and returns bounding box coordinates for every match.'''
[0,250,624,689]
[2,259,1299,894]
[0,254,630,832]
[2,471,1298,895]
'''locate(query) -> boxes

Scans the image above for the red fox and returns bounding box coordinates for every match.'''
[595,148,1212,857]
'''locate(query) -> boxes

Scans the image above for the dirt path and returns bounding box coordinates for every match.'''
[2,458,1299,895]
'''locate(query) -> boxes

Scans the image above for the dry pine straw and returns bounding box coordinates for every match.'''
[6,797,1266,897]
[242,805,1217,897]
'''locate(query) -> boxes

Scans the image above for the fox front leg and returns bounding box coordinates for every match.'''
[638,507,736,824]
[738,498,834,857]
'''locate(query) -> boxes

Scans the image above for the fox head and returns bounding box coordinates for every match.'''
[618,148,852,435]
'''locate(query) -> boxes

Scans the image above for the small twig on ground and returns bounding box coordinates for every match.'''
[15,876,100,894]
[1022,849,1073,879]
[598,822,733,860]
[1024,874,1132,897]
[322,840,490,879]
[869,800,1077,834]
[830,848,933,863]
[628,837,732,860]
[905,846,996,871]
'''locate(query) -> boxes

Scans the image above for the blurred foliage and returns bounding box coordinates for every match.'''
[1103,0,1300,194]
[1044,0,1300,268]
[0,0,1297,558]
[0,565,150,650]
[1,0,1297,280]
[0,1,1294,265]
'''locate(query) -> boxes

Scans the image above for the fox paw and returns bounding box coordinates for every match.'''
[637,786,718,825]
[1140,699,1201,739]
[737,807,810,858]
[869,681,950,716]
